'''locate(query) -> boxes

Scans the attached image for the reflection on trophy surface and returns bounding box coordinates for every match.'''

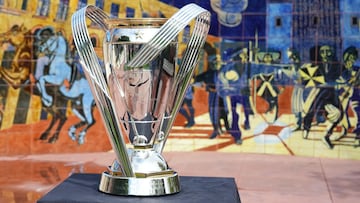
[110,43,176,146]
[72,3,210,196]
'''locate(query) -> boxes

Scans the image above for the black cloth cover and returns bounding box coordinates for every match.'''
[37,173,241,203]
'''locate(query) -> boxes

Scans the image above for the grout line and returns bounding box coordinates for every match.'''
[319,158,334,203]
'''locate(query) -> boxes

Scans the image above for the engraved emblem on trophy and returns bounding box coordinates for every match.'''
[71,4,210,196]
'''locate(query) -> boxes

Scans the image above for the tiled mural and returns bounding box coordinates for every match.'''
[0,0,360,160]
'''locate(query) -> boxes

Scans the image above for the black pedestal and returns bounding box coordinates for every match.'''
[37,173,241,203]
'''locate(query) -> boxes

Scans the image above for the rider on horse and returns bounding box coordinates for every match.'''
[34,26,72,107]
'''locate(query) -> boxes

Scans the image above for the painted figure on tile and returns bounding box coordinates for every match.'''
[335,46,358,140]
[250,51,284,122]
[194,42,230,139]
[300,63,325,136]
[32,26,73,144]
[238,47,252,128]
[217,47,251,145]
[178,53,196,128]
[179,85,195,128]
[302,45,343,149]
[34,26,72,107]
[32,27,51,82]
[287,48,303,131]
[335,46,360,145]
[0,24,33,87]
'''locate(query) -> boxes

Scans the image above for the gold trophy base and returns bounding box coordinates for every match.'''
[98,170,181,196]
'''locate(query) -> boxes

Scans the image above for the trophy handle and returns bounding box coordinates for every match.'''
[125,4,210,154]
[72,6,135,177]
[127,5,210,153]
[127,4,210,68]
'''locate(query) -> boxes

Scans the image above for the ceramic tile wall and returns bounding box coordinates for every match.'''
[0,0,359,159]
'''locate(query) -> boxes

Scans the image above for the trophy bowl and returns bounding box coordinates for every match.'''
[71,4,210,196]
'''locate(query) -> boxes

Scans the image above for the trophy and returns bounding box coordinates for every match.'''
[71,4,210,196]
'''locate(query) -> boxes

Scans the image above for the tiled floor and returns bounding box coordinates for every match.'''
[1,151,360,203]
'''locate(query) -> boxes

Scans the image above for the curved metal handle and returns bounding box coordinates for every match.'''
[127,4,210,70]
[72,6,135,177]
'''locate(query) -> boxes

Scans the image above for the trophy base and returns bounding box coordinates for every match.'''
[99,171,181,196]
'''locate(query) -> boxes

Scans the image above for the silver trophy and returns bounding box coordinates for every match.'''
[71,4,210,196]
